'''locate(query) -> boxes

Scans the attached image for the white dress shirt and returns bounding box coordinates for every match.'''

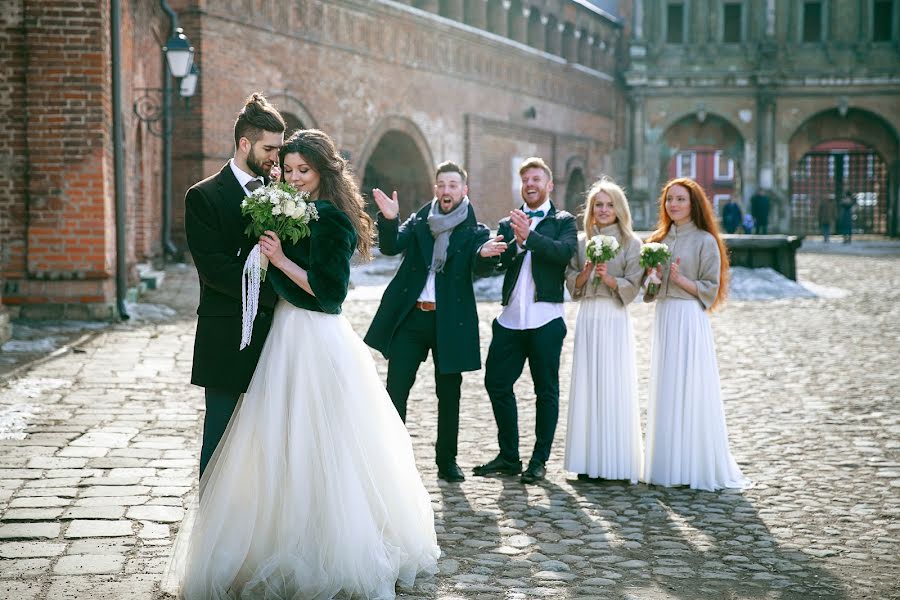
[497,199,565,330]
[229,159,264,195]
[417,270,436,303]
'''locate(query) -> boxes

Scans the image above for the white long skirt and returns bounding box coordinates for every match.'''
[564,297,643,482]
[643,298,750,492]
[166,301,440,600]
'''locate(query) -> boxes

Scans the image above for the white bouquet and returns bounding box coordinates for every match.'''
[639,242,672,296]
[239,182,319,350]
[585,234,620,290]
[241,182,319,281]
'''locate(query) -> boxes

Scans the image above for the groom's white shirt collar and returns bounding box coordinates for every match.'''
[229,159,263,195]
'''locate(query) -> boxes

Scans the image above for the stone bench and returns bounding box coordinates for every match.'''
[724,234,804,281]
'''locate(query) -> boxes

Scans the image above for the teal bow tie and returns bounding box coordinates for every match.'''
[525,209,545,218]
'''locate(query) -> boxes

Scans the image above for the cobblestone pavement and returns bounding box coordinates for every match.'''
[0,250,897,600]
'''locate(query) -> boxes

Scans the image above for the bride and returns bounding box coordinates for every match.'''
[167,129,440,599]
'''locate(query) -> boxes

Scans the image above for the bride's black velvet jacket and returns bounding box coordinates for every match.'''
[267,200,356,314]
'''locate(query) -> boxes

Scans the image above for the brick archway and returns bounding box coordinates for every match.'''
[264,92,318,134]
[659,113,746,216]
[358,117,435,218]
[788,108,899,168]
[788,109,899,236]
[563,155,588,217]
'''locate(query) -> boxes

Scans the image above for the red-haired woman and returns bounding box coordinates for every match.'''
[642,178,749,491]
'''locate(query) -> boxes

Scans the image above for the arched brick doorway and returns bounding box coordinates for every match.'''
[788,108,899,236]
[564,167,586,219]
[358,117,434,218]
[281,112,305,139]
[660,114,744,221]
[789,140,889,235]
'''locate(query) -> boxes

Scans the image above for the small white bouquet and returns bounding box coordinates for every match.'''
[241,182,319,281]
[239,182,319,350]
[585,234,620,290]
[639,242,672,296]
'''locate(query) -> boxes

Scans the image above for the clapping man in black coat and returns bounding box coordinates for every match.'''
[364,161,507,482]
[184,93,285,477]
[473,157,578,484]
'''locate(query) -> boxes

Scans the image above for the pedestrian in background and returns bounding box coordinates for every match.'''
[839,192,856,244]
[750,188,770,234]
[642,177,749,492]
[721,197,742,234]
[818,196,836,243]
[564,177,643,483]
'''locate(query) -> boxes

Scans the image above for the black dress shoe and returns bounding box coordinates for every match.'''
[520,463,546,484]
[472,455,522,476]
[576,473,590,481]
[437,462,465,483]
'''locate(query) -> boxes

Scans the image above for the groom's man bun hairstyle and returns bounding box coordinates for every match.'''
[233,92,286,148]
[435,161,467,183]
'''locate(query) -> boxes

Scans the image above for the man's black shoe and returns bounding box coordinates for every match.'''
[520,463,546,484]
[472,455,522,476]
[437,462,465,483]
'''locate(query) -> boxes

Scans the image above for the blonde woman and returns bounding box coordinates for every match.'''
[642,177,749,491]
[564,178,643,483]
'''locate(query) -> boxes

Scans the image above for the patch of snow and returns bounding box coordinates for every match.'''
[798,280,850,299]
[728,267,818,301]
[345,256,848,304]
[0,403,42,440]
[125,302,177,322]
[2,338,63,353]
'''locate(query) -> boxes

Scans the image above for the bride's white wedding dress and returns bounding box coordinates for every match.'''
[166,300,440,599]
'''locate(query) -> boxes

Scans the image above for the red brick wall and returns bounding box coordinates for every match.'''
[1,0,167,314]
[0,3,28,286]
[168,1,626,245]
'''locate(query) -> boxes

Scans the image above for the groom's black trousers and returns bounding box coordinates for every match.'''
[199,388,241,477]
[386,308,462,467]
[484,317,567,468]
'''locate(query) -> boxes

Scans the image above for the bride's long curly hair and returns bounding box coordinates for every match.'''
[279,129,374,261]
[647,177,729,311]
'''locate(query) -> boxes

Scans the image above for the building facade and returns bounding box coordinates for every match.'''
[1,0,169,327]
[168,0,626,237]
[624,0,900,233]
[2,0,899,341]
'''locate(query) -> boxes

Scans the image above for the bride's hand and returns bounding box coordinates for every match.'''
[259,231,286,268]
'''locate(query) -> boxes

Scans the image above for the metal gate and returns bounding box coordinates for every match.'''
[789,150,890,235]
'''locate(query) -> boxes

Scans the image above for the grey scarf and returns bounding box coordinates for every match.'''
[427,196,470,273]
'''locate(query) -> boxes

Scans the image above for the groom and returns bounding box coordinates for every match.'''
[184,92,285,477]
[364,161,506,482]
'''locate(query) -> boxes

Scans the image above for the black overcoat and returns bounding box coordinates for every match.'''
[184,163,277,393]
[364,202,491,374]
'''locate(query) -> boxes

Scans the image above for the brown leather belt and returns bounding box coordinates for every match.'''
[415,301,436,311]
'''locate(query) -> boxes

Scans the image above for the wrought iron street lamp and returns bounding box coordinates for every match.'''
[132,27,198,260]
[163,27,194,79]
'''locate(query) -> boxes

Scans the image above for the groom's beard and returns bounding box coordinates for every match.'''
[247,148,272,179]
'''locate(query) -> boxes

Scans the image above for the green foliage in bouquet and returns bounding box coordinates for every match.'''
[241,182,319,245]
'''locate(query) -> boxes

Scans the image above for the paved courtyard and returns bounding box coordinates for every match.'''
[0,249,897,599]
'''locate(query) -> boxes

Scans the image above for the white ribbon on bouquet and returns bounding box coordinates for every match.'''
[240,244,266,350]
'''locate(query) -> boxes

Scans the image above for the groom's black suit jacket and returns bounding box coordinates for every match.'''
[185,162,278,394]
